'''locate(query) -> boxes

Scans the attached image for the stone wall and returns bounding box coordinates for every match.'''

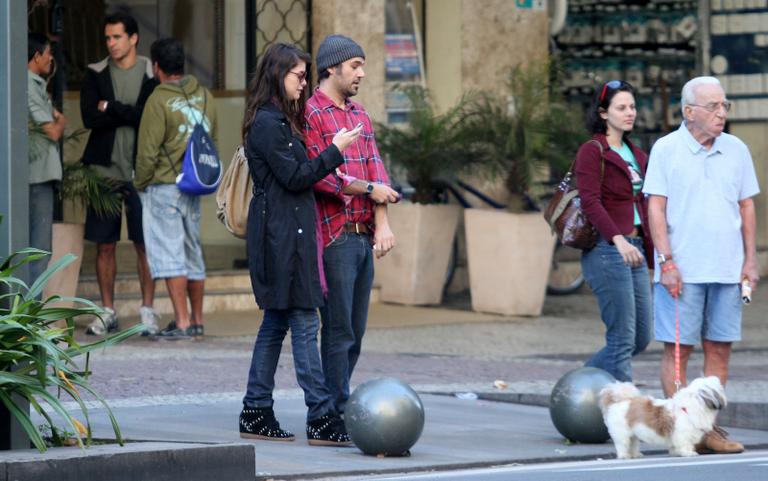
[311,0,387,124]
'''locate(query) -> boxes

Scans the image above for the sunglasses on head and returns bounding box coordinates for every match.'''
[599,80,623,103]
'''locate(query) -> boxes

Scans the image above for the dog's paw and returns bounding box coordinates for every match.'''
[677,449,698,457]
[629,451,644,459]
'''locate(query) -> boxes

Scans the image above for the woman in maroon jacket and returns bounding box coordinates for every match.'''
[574,80,653,382]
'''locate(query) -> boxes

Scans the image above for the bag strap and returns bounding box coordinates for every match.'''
[588,139,605,184]
[160,86,209,176]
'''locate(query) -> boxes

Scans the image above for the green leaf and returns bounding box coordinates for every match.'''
[0,390,48,452]
[27,254,77,300]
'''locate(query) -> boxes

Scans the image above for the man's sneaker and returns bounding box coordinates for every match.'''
[155,326,193,340]
[239,406,294,441]
[191,324,204,338]
[159,321,177,334]
[695,426,745,454]
[139,306,160,336]
[85,308,118,335]
[306,413,352,446]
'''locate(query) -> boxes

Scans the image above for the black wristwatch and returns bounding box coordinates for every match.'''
[365,182,374,194]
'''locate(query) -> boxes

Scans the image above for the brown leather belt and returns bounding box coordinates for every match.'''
[344,223,370,234]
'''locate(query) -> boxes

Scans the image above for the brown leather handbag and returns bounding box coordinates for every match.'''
[543,140,604,250]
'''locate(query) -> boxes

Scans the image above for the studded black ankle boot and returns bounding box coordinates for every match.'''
[306,412,352,446]
[239,406,294,441]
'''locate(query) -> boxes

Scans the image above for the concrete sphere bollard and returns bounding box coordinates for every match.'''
[345,378,425,455]
[549,367,615,443]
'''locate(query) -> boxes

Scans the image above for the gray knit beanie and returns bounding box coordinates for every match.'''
[316,35,365,73]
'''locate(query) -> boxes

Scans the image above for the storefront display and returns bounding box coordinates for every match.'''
[709,0,768,121]
[554,0,699,149]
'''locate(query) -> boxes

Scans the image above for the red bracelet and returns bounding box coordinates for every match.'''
[661,262,677,273]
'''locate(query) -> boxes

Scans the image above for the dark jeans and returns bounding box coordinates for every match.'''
[243,308,333,421]
[581,236,652,382]
[319,232,374,413]
[29,182,55,285]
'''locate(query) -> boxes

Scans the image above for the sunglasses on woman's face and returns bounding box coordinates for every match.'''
[288,70,307,82]
[599,80,623,103]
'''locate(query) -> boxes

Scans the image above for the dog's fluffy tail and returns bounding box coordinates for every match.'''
[599,382,640,412]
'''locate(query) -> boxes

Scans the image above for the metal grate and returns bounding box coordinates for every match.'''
[246,0,311,84]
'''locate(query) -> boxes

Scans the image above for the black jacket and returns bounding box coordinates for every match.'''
[245,103,344,310]
[80,56,158,167]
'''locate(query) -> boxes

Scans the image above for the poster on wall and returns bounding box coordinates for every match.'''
[709,2,768,120]
[384,0,424,123]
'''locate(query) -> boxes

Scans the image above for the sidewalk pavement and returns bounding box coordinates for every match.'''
[77,393,768,481]
[57,282,768,479]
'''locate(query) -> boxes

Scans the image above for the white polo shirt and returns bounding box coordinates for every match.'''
[643,123,760,283]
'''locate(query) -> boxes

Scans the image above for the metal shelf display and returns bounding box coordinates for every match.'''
[553,0,701,150]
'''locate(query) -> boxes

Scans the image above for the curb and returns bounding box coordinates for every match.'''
[0,442,254,481]
[425,391,768,431]
[256,444,768,481]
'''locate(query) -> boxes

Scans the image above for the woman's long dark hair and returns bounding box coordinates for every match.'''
[585,80,636,140]
[241,43,312,140]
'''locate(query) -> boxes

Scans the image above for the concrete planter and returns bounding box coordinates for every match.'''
[375,202,461,305]
[464,209,555,316]
[43,222,85,307]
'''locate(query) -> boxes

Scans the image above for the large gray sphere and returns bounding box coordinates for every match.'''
[549,367,615,443]
[345,378,425,455]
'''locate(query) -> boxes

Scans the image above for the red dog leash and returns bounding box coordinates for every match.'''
[662,261,682,392]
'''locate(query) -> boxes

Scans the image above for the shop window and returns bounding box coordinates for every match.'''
[385,0,425,124]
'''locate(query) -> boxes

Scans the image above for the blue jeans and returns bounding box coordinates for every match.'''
[243,308,333,421]
[319,232,374,413]
[29,182,54,285]
[581,236,652,382]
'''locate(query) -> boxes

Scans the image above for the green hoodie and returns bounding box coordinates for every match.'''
[134,75,218,190]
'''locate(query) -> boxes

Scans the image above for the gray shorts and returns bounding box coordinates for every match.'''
[654,283,742,345]
[140,184,206,280]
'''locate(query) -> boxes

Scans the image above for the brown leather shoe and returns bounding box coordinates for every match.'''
[695,426,745,454]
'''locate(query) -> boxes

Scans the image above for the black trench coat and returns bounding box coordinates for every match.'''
[245,103,344,310]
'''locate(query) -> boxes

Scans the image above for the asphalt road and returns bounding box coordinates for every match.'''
[358,451,768,481]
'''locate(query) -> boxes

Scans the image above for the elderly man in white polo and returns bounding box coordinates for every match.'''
[644,76,759,454]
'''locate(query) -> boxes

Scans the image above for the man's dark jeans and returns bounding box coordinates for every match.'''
[319,232,374,413]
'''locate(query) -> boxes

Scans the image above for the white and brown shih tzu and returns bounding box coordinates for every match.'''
[599,376,727,459]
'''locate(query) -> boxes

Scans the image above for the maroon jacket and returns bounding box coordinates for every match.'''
[574,134,653,267]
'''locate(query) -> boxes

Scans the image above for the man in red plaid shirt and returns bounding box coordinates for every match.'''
[305,35,400,414]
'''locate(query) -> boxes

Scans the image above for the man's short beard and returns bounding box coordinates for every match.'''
[344,85,359,98]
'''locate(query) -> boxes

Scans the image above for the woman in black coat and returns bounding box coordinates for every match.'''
[237,43,361,446]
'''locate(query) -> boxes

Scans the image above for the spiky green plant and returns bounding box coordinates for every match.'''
[60,163,122,218]
[0,248,143,452]
[466,61,587,206]
[376,85,480,204]
[28,126,122,218]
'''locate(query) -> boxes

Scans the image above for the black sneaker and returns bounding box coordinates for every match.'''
[306,413,352,446]
[239,406,294,441]
[155,326,193,340]
[160,321,177,334]
[191,324,204,338]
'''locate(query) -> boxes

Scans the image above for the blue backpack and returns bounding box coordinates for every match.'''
[164,89,222,195]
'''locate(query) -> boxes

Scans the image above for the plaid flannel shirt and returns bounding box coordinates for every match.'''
[305,88,390,247]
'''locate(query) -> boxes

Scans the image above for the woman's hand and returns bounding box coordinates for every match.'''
[332,124,363,152]
[611,235,644,267]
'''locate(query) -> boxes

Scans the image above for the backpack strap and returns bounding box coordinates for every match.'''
[160,86,209,175]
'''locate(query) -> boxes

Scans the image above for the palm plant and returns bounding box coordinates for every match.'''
[466,61,587,209]
[0,247,143,451]
[376,85,479,204]
[29,126,122,217]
